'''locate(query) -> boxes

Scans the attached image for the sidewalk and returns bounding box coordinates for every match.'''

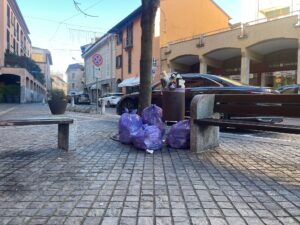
[0,104,299,225]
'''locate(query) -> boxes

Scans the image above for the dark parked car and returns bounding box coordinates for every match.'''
[277,84,300,94]
[116,73,279,117]
[67,93,91,105]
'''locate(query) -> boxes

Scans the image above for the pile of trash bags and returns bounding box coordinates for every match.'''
[118,105,190,152]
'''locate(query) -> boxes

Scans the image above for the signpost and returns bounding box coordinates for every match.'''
[92,53,103,114]
[92,54,103,67]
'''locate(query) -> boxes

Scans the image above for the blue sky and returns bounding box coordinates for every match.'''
[17,0,240,75]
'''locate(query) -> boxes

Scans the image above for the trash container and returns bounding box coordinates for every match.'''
[162,88,185,122]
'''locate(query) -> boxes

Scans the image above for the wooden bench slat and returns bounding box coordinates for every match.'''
[195,118,300,134]
[214,104,300,117]
[0,118,73,126]
[215,94,300,104]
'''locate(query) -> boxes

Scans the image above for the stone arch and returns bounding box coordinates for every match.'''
[170,54,200,73]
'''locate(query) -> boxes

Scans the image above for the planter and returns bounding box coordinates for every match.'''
[48,100,67,115]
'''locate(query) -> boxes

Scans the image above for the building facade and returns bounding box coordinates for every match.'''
[82,33,116,102]
[108,7,161,94]
[0,0,45,103]
[32,47,52,91]
[51,74,67,96]
[161,13,300,87]
[160,0,230,47]
[66,63,84,95]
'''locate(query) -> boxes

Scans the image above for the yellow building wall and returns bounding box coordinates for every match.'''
[160,0,230,47]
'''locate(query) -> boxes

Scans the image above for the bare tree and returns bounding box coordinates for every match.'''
[138,0,159,114]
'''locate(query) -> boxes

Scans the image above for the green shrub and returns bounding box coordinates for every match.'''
[48,89,66,101]
[4,51,45,85]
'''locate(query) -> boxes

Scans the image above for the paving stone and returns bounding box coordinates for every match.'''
[46,216,66,225]
[82,217,101,225]
[137,217,153,225]
[101,217,119,225]
[156,217,172,225]
[87,208,105,217]
[120,217,137,225]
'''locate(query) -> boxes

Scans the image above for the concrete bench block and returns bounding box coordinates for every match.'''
[190,94,219,153]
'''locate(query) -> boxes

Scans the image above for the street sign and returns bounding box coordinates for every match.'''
[92,54,103,67]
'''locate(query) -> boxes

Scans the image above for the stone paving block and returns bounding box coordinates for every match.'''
[120,217,137,225]
[138,217,153,225]
[46,216,66,225]
[82,217,101,225]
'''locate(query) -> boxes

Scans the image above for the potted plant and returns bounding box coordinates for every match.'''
[48,89,68,115]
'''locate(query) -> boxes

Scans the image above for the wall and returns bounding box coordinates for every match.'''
[31,48,52,90]
[84,35,116,87]
[115,16,161,86]
[67,67,84,94]
[160,0,230,47]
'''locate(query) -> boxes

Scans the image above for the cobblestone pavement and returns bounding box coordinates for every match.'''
[0,104,299,225]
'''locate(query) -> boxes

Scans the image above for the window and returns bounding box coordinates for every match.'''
[16,43,19,55]
[7,5,10,27]
[13,39,16,53]
[72,83,75,89]
[11,12,13,25]
[17,23,19,41]
[14,24,16,36]
[185,78,220,88]
[126,23,133,47]
[128,50,132,74]
[281,87,298,94]
[72,73,75,79]
[6,30,10,51]
[21,30,23,48]
[116,55,122,68]
[117,32,122,45]
[152,58,157,67]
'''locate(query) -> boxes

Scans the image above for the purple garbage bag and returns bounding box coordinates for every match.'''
[133,125,163,150]
[167,120,190,149]
[119,109,143,144]
[142,104,165,136]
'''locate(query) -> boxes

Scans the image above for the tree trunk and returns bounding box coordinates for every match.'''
[138,0,159,114]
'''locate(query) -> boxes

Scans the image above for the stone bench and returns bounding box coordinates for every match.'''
[190,94,300,153]
[0,118,75,151]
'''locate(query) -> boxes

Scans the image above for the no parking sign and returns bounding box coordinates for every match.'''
[92,53,103,67]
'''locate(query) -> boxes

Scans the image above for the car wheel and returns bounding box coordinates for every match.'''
[107,101,111,108]
[121,99,136,113]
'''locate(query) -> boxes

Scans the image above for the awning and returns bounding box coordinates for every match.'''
[118,77,140,87]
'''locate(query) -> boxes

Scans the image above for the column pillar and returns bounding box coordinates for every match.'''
[240,51,250,85]
[297,45,300,84]
[261,73,266,86]
[20,75,26,103]
[199,57,207,74]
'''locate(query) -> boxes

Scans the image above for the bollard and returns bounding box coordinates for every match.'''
[71,97,75,107]
[101,99,105,115]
